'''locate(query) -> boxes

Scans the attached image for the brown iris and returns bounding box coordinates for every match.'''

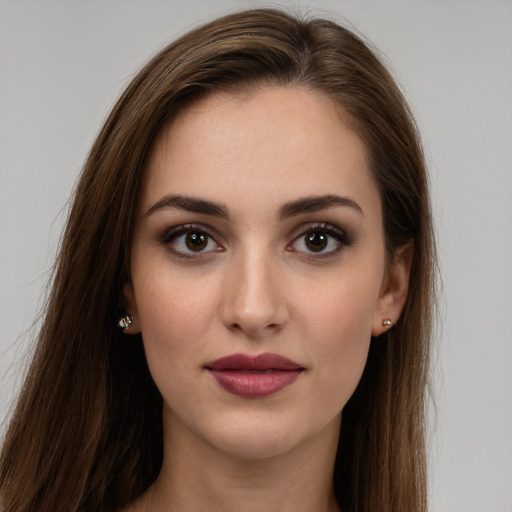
[185,232,208,251]
[305,231,328,252]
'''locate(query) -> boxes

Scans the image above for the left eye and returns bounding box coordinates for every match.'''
[289,225,349,255]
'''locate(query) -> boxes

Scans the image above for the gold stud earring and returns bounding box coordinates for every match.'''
[118,313,133,330]
[382,318,393,328]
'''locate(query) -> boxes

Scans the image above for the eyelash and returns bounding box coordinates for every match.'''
[287,223,352,259]
[159,224,223,260]
[159,222,352,260]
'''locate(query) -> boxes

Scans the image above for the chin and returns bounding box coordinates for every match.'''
[217,426,299,460]
[195,409,341,462]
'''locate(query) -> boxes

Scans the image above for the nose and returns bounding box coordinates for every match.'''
[220,249,289,339]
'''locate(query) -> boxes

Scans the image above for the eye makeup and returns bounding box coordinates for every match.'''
[157,218,354,264]
[159,223,224,260]
[287,222,354,261]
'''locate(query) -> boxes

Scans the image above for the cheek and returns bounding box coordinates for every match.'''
[133,272,223,410]
[296,269,380,405]
[133,265,221,359]
[297,266,380,343]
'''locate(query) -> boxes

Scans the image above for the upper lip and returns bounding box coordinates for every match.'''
[205,352,303,371]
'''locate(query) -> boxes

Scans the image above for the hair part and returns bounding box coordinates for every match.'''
[0,8,436,512]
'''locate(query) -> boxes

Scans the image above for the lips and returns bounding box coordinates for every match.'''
[205,353,304,398]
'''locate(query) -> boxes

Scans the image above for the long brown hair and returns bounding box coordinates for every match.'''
[0,9,436,512]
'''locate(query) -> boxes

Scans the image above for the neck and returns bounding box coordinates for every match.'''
[140,412,342,512]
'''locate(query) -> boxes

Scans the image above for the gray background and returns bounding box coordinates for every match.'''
[1,1,511,511]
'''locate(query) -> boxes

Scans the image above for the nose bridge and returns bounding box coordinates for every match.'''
[222,239,287,337]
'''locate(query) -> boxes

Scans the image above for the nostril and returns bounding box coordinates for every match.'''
[228,321,282,338]
[220,280,289,337]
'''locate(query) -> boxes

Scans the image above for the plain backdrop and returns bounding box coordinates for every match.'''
[1,1,511,511]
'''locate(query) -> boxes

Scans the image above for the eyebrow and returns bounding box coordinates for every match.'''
[145,193,363,219]
[279,194,363,219]
[145,194,229,219]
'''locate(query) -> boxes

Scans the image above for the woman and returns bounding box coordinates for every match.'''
[0,8,436,512]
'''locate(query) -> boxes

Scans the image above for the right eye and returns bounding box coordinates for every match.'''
[162,225,223,259]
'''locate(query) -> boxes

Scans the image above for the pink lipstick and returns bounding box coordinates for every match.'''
[205,353,304,398]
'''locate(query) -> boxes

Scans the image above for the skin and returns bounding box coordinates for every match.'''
[122,87,411,512]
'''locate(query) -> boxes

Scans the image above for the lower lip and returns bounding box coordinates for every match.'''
[208,369,303,398]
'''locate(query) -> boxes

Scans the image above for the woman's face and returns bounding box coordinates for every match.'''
[125,87,408,459]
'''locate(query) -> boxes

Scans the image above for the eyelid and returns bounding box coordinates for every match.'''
[159,223,224,259]
[287,222,352,258]
[159,221,352,261]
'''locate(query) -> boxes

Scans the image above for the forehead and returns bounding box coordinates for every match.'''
[140,86,380,219]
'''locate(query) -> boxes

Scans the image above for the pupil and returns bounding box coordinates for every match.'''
[186,232,207,251]
[306,231,327,252]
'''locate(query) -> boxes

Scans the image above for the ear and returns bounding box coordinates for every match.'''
[371,241,413,337]
[120,280,141,335]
